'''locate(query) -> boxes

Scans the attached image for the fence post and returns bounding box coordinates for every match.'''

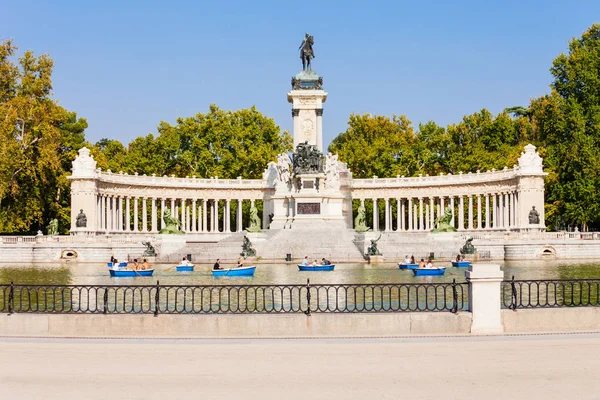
[103,289,108,314]
[451,279,458,314]
[154,280,160,317]
[510,275,518,311]
[305,278,311,316]
[466,263,504,334]
[8,281,14,315]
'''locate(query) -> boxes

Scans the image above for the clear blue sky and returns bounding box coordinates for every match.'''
[2,1,599,149]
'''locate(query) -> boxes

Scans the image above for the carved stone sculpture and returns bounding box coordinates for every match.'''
[159,209,184,234]
[459,237,476,254]
[242,236,256,257]
[293,141,323,175]
[325,153,340,189]
[47,219,58,236]
[354,204,370,232]
[367,234,382,256]
[528,206,540,224]
[142,241,157,257]
[431,207,457,232]
[75,209,87,228]
[247,206,262,232]
[277,153,292,186]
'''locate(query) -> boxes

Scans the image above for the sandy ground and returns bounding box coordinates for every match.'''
[0,333,599,400]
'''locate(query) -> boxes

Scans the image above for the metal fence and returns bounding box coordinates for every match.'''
[0,280,468,315]
[501,277,600,309]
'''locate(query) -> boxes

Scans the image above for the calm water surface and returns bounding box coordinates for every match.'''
[1,261,600,286]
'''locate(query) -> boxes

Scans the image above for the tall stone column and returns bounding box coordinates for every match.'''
[237,199,243,232]
[468,195,473,230]
[125,197,131,231]
[429,197,434,230]
[180,199,186,232]
[425,202,430,230]
[202,200,207,232]
[485,194,490,229]
[458,196,465,230]
[192,199,197,232]
[384,198,390,231]
[170,199,175,219]
[492,194,498,229]
[407,198,412,231]
[225,200,231,233]
[418,198,424,231]
[477,195,482,230]
[396,199,401,232]
[133,197,139,232]
[118,196,124,231]
[100,196,105,231]
[316,108,324,153]
[372,198,378,231]
[151,198,157,233]
[450,197,455,227]
[440,197,445,215]
[160,198,166,230]
[214,199,219,232]
[142,198,148,232]
[504,193,509,230]
[108,197,114,232]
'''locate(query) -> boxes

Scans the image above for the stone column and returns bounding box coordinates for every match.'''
[425,202,430,230]
[225,200,231,233]
[466,263,504,334]
[96,196,101,231]
[151,198,157,233]
[372,199,378,231]
[485,194,490,229]
[100,196,105,231]
[192,199,197,232]
[133,197,139,232]
[142,198,148,232]
[440,197,445,215]
[213,199,219,232]
[384,198,390,231]
[492,194,498,229]
[396,199,401,232]
[180,199,186,232]
[504,192,509,230]
[125,197,131,232]
[202,200,207,232]
[118,197,124,231]
[458,196,465,230]
[170,199,175,218]
[477,195,482,230]
[429,197,434,230]
[316,108,324,153]
[407,198,413,231]
[450,197,455,227]
[468,195,473,230]
[237,199,243,232]
[160,199,166,230]
[418,198,424,231]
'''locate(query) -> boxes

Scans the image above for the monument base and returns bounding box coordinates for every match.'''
[368,255,384,264]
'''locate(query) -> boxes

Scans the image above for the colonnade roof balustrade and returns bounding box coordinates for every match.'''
[95,170,265,189]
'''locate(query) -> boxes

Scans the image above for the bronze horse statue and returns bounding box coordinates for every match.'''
[299,33,315,71]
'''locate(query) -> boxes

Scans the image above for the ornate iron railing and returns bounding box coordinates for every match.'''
[0,280,468,314]
[502,277,600,309]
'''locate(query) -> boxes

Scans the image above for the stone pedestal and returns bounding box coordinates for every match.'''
[288,70,327,153]
[368,255,384,264]
[466,263,504,334]
[155,235,187,260]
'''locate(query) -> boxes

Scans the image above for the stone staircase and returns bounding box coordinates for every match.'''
[252,226,366,263]
[373,232,467,261]
[162,232,246,263]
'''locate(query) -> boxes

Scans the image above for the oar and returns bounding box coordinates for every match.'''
[129,268,142,277]
[164,265,178,272]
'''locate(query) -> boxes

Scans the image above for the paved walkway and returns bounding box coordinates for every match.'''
[1,334,599,399]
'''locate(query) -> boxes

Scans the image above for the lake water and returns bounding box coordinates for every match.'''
[1,261,599,286]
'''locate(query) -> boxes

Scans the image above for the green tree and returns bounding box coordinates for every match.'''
[0,40,87,233]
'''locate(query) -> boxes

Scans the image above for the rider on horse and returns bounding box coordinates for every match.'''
[299,32,315,71]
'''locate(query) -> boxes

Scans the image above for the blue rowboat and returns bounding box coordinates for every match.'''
[176,265,194,272]
[398,263,419,270]
[297,264,335,271]
[412,267,446,276]
[451,261,472,268]
[109,269,154,277]
[212,266,256,277]
[107,262,128,268]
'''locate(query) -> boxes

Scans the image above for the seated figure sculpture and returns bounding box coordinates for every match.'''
[354,204,370,232]
[246,205,262,232]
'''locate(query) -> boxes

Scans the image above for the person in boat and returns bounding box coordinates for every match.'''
[403,255,411,264]
[426,259,434,268]
[410,255,416,264]
[110,256,116,264]
[301,256,309,266]
[321,258,331,265]
[312,259,318,266]
[460,255,466,261]
[455,255,461,263]
[418,258,426,268]
[142,259,150,270]
[132,259,139,270]
[213,259,223,270]
[237,256,245,268]
[181,257,190,266]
